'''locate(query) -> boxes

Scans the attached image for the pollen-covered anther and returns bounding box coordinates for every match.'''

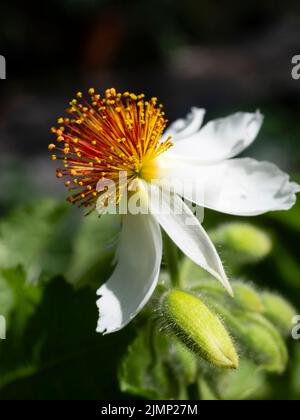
[56,169,63,178]
[49,87,173,208]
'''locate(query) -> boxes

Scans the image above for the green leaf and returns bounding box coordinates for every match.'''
[0,199,120,289]
[208,360,269,400]
[0,267,42,389]
[66,213,120,288]
[0,274,14,319]
[119,323,198,400]
[0,199,73,283]
[198,379,218,400]
[0,267,42,334]
[119,324,170,399]
[0,275,133,399]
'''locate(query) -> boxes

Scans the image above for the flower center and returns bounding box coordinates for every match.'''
[49,88,173,209]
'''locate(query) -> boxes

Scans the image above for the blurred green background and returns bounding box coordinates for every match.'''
[0,0,300,400]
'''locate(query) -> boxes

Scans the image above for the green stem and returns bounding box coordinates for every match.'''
[163,233,181,287]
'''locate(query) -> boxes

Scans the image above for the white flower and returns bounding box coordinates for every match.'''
[96,107,299,334]
[49,89,299,334]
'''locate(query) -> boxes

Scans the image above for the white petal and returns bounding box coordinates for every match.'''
[162,107,206,142]
[291,182,300,193]
[96,214,162,334]
[168,111,263,161]
[163,157,299,216]
[149,185,233,295]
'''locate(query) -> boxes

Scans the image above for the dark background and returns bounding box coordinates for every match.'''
[1,0,300,400]
[1,0,300,182]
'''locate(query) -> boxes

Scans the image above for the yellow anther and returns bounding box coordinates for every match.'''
[56,169,63,178]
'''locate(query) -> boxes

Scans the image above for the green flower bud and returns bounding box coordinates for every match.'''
[162,290,239,369]
[210,223,272,264]
[180,274,264,314]
[240,313,288,373]
[262,292,297,336]
[210,302,288,374]
[233,281,264,313]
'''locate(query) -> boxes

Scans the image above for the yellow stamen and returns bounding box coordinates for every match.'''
[49,88,173,209]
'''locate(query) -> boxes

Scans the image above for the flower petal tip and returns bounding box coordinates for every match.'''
[228,285,234,298]
[219,273,234,297]
[96,285,123,335]
[256,109,264,119]
[292,182,300,193]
